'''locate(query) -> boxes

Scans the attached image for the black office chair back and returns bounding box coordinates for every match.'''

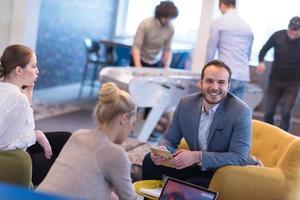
[102,43,115,65]
[79,38,110,98]
[84,38,101,63]
[84,38,99,52]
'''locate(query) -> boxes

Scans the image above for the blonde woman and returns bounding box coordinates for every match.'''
[0,44,71,185]
[37,82,139,200]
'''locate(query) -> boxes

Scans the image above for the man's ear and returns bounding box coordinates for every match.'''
[198,80,203,89]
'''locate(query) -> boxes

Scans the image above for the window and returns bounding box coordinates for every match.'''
[116,0,203,43]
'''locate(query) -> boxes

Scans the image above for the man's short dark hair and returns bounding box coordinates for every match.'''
[201,60,232,82]
[155,1,179,19]
[219,0,236,7]
[288,16,300,31]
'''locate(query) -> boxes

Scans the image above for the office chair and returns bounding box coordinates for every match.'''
[79,38,108,98]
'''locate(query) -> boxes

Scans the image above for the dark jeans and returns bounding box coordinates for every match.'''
[129,56,163,68]
[26,131,71,185]
[264,79,300,131]
[142,153,214,188]
[230,79,248,100]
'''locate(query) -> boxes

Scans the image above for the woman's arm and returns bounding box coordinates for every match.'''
[35,130,53,159]
[104,147,138,200]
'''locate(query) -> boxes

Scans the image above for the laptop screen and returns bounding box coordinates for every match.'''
[158,177,217,200]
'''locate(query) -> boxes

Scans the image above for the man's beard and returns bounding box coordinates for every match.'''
[202,89,225,105]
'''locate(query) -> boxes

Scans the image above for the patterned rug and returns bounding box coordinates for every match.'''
[121,137,151,166]
[121,137,152,181]
[33,103,81,121]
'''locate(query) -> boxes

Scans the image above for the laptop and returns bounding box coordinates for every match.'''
[139,177,217,200]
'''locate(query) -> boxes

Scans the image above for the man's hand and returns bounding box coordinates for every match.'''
[162,51,172,68]
[150,145,169,166]
[256,62,266,74]
[170,149,201,169]
[132,47,142,67]
[35,130,53,159]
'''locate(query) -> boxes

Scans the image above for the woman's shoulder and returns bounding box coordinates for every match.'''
[70,130,126,155]
[104,141,127,156]
[72,129,91,135]
[0,85,27,103]
[0,91,29,113]
[95,140,128,163]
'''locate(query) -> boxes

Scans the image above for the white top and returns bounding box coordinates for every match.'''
[37,129,138,200]
[0,82,36,150]
[206,9,254,82]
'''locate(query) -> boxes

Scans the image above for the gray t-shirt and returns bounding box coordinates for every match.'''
[37,129,137,200]
[133,17,174,64]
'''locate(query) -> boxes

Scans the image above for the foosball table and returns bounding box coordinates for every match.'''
[100,67,200,142]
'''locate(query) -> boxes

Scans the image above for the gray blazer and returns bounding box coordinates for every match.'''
[159,92,252,171]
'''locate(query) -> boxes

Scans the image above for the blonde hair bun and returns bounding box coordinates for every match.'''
[99,82,120,104]
[94,82,136,125]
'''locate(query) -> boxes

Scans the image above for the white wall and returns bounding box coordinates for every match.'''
[9,0,41,50]
[0,0,13,51]
[191,0,216,73]
[0,0,40,52]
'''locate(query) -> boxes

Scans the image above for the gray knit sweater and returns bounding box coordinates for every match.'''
[37,129,137,200]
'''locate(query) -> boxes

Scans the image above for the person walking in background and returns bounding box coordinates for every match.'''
[0,44,71,185]
[37,82,139,200]
[257,16,300,132]
[206,0,253,99]
[131,1,178,68]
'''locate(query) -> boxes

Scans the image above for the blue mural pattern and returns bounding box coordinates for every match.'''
[36,0,117,89]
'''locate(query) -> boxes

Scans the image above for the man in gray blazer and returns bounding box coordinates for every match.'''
[142,60,252,188]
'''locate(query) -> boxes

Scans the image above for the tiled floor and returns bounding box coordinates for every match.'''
[33,83,98,131]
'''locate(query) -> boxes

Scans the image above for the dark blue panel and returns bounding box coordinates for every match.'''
[114,45,131,66]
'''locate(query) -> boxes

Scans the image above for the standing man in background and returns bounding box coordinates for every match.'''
[257,16,300,132]
[131,1,178,68]
[206,0,253,99]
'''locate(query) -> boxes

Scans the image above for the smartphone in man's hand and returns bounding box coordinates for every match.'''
[151,147,174,168]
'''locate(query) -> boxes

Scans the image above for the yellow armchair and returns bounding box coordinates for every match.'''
[134,120,300,200]
[209,119,300,200]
